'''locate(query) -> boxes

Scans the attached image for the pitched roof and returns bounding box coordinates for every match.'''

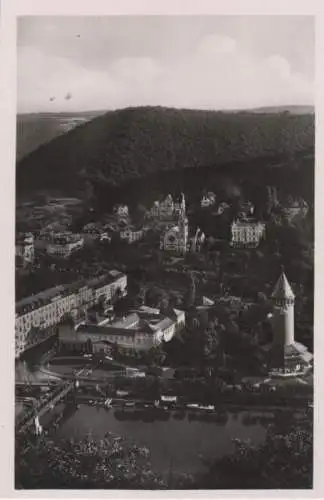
[76,324,136,338]
[110,313,140,329]
[271,272,295,300]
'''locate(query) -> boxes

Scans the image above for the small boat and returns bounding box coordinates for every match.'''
[186,403,199,410]
[198,404,215,412]
[124,401,135,408]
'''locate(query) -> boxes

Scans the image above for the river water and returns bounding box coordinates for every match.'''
[52,404,270,474]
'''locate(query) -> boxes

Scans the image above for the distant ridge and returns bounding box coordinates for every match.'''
[16,105,314,202]
[16,104,314,160]
[246,105,314,115]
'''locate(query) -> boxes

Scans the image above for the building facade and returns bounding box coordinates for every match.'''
[15,271,127,358]
[160,194,188,254]
[230,219,266,248]
[120,227,145,244]
[113,204,129,217]
[58,305,185,354]
[148,193,187,221]
[46,233,84,258]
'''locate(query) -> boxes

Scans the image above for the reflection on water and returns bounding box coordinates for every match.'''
[53,404,268,474]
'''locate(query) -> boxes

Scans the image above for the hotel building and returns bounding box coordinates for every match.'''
[15,271,127,358]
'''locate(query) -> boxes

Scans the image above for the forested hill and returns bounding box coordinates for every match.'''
[16,106,314,201]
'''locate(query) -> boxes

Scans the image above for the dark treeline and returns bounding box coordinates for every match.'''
[91,151,314,214]
[16,106,314,202]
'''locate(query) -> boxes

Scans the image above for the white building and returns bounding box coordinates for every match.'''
[58,305,185,354]
[15,271,127,358]
[120,226,145,244]
[230,219,266,248]
[148,194,186,220]
[46,233,84,258]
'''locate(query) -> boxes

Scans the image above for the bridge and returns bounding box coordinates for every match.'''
[17,381,76,434]
[16,366,89,434]
[16,360,133,435]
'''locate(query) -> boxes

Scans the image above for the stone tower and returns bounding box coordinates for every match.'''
[266,270,313,376]
[271,270,295,347]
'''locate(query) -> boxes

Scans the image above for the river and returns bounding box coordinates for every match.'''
[49,404,272,474]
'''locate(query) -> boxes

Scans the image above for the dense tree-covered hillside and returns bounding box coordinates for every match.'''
[16,106,314,202]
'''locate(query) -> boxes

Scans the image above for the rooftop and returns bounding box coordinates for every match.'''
[76,324,136,338]
[16,270,125,314]
[272,272,295,300]
[110,313,140,329]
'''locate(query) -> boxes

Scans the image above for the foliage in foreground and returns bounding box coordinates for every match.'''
[16,416,312,489]
[196,418,313,489]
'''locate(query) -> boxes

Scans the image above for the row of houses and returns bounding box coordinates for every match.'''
[15,270,127,358]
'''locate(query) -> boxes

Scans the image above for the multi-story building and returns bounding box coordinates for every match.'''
[113,204,129,218]
[58,305,185,354]
[230,219,266,248]
[120,226,145,244]
[15,233,35,263]
[15,271,127,358]
[46,232,84,258]
[148,194,186,221]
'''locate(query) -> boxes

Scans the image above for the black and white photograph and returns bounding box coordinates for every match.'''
[14,14,314,490]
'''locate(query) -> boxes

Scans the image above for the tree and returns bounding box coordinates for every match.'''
[184,272,196,309]
[15,434,168,489]
[196,418,312,489]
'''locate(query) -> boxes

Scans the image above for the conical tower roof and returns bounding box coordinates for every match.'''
[271,272,295,300]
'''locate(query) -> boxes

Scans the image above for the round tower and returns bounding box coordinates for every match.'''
[271,270,295,346]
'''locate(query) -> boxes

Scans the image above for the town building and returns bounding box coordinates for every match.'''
[147,194,174,220]
[160,194,188,254]
[230,218,266,248]
[46,232,84,258]
[15,271,127,358]
[58,305,185,354]
[264,272,313,377]
[113,204,129,218]
[201,192,216,208]
[147,193,187,221]
[15,233,35,263]
[120,226,146,244]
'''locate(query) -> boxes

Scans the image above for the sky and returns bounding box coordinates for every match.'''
[17,16,314,113]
